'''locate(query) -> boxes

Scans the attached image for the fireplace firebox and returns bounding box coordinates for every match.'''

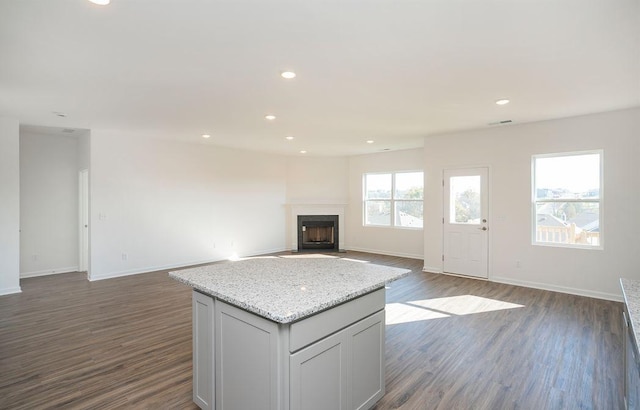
[297,215,339,252]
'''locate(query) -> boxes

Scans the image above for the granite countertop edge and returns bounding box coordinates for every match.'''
[620,278,640,352]
[170,270,409,324]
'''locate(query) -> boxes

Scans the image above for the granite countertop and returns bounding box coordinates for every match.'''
[169,256,410,324]
[621,278,640,350]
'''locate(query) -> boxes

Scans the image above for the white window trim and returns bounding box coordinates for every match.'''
[531,149,603,250]
[363,171,424,230]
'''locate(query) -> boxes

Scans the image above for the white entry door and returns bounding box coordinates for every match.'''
[443,168,488,278]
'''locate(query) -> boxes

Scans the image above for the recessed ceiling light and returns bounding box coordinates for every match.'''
[265,114,276,120]
[495,99,510,105]
[285,136,294,140]
[300,150,307,154]
[88,0,110,5]
[281,71,296,79]
[366,140,374,144]
[202,134,211,139]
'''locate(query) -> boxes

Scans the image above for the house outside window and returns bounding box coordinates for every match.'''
[532,151,602,249]
[364,171,424,228]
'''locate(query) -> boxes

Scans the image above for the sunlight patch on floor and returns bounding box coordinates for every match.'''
[278,254,339,259]
[386,302,450,324]
[235,255,280,261]
[386,295,525,325]
[410,295,525,316]
[339,257,370,263]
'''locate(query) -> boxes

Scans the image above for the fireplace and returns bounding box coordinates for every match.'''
[297,215,339,252]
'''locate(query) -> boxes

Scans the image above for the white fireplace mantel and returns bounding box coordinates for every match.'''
[287,203,347,252]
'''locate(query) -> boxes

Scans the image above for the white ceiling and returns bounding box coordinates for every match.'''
[1,0,639,156]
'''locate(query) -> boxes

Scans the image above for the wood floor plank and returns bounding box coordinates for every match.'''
[0,252,623,409]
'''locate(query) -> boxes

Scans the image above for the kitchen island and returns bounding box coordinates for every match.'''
[170,256,410,410]
[621,278,640,409]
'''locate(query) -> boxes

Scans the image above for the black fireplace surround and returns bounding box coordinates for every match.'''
[297,215,339,252]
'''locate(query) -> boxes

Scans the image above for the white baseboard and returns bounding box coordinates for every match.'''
[89,247,289,282]
[21,266,79,279]
[250,246,289,257]
[417,268,621,302]
[491,275,623,302]
[0,286,22,296]
[89,258,225,281]
[345,246,423,261]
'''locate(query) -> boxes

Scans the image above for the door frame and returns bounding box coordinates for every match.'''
[78,169,89,274]
[441,166,491,279]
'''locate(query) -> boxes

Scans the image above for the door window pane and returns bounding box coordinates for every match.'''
[450,176,481,224]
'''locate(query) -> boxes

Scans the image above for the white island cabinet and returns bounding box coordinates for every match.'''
[170,257,409,410]
[621,278,640,410]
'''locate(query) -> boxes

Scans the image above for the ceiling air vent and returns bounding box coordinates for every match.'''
[488,120,513,126]
[62,128,75,133]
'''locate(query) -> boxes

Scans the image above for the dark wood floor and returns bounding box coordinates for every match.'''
[0,252,623,409]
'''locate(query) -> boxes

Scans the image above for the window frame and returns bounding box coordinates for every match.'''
[531,150,603,250]
[363,171,424,230]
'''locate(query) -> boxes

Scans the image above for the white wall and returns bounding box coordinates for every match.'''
[0,117,21,294]
[286,156,349,204]
[424,107,640,301]
[89,131,288,280]
[347,149,424,259]
[20,132,79,277]
[285,156,349,249]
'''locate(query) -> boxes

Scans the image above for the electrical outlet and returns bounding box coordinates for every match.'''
[32,254,38,262]
[122,253,128,261]
[516,260,521,268]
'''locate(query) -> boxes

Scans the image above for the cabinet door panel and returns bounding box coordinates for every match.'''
[351,311,385,410]
[216,301,279,410]
[291,332,347,410]
[193,291,215,410]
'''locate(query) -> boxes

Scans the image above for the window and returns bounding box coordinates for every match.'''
[532,151,602,248]
[364,171,424,228]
